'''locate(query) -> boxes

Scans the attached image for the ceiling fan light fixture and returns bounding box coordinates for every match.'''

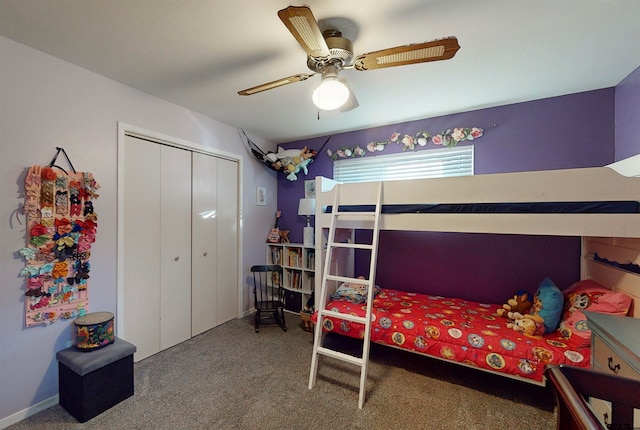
[240,7,460,111]
[312,71,349,111]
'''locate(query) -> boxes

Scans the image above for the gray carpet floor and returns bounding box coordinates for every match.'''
[8,313,557,429]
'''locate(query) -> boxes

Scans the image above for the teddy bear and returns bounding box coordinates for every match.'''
[506,311,545,338]
[496,290,533,318]
[278,230,290,243]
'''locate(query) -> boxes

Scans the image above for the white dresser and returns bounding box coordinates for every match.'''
[585,311,640,428]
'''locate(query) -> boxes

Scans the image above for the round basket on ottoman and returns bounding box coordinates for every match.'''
[74,311,115,351]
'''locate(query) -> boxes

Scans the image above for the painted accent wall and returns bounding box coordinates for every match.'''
[0,36,277,425]
[615,65,640,160]
[276,88,622,303]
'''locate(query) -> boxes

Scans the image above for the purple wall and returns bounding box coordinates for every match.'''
[615,65,640,160]
[373,232,578,303]
[274,89,617,301]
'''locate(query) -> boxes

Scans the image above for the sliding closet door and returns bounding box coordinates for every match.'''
[216,157,238,324]
[159,145,192,350]
[191,152,219,336]
[122,136,161,360]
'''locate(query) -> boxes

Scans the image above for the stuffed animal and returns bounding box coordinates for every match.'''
[285,158,313,181]
[506,311,545,338]
[284,147,316,181]
[530,277,564,333]
[265,146,317,181]
[265,146,306,164]
[278,230,290,243]
[496,290,533,318]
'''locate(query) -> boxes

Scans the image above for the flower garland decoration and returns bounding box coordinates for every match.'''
[327,127,484,160]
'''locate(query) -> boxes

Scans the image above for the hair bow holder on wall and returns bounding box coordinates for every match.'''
[18,147,100,327]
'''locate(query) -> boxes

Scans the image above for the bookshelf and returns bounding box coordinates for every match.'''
[266,243,315,313]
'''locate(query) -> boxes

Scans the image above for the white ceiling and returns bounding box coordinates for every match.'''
[1,0,639,144]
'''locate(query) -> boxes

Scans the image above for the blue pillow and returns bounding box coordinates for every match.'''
[530,277,564,333]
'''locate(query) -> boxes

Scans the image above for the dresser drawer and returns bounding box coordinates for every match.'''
[589,397,640,429]
[588,397,611,429]
[586,312,640,428]
[592,336,640,381]
[592,335,640,427]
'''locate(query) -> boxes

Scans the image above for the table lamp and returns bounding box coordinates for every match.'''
[298,198,316,247]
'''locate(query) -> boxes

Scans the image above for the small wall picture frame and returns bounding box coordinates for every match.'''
[304,180,316,199]
[256,187,267,206]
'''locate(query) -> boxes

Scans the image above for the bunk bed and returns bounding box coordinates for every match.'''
[310,154,640,387]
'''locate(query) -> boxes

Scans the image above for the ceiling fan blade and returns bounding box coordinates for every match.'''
[278,6,330,60]
[238,73,314,96]
[353,37,460,71]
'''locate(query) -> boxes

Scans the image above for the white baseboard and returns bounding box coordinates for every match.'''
[0,395,58,430]
[240,308,255,318]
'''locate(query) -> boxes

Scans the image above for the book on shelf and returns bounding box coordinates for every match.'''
[287,270,302,289]
[287,248,302,267]
[270,247,282,265]
[306,249,315,270]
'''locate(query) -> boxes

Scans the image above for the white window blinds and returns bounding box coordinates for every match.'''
[333,145,474,183]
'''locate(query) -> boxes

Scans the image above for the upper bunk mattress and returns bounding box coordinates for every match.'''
[326,201,640,214]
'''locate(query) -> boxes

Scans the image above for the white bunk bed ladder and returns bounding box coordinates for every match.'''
[308,181,383,409]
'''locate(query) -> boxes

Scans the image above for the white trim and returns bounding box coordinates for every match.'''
[236,156,244,321]
[0,395,58,429]
[119,122,240,161]
[116,122,244,340]
[240,308,254,318]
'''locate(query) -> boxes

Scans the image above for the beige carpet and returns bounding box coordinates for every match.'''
[8,313,556,429]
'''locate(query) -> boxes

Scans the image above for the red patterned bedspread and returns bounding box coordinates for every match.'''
[317,288,590,382]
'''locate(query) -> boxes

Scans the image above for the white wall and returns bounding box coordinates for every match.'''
[0,35,277,425]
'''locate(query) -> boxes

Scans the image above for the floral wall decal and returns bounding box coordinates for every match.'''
[327,127,484,160]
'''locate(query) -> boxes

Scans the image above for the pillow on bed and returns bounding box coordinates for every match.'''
[557,279,632,345]
[530,277,564,334]
[330,281,380,304]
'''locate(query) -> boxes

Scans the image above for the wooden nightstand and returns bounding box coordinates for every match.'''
[585,311,640,428]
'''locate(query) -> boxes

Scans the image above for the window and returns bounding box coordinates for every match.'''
[333,145,474,183]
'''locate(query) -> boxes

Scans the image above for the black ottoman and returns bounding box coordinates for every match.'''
[56,337,136,422]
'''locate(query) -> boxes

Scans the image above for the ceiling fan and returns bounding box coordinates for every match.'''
[238,5,460,111]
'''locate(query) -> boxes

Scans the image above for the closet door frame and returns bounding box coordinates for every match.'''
[116,122,243,342]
